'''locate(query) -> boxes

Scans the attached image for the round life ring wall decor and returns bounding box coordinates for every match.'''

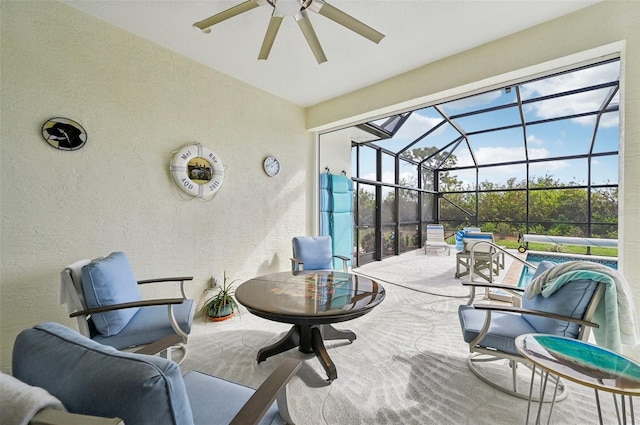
[170,143,225,200]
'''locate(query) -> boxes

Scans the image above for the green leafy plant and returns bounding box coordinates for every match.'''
[201,272,239,321]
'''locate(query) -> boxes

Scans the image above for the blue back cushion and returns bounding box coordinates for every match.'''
[81,252,142,336]
[462,232,494,253]
[531,260,557,280]
[463,232,492,241]
[12,322,194,425]
[522,262,598,338]
[427,224,445,235]
[292,236,333,270]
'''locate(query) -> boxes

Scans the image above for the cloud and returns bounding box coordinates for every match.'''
[361,171,376,181]
[381,171,395,184]
[399,170,418,187]
[529,159,569,174]
[442,91,502,111]
[360,170,418,190]
[520,61,619,128]
[451,145,568,182]
[455,145,551,167]
[393,112,443,141]
[527,134,546,147]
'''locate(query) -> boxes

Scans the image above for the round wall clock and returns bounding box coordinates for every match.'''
[263,156,281,177]
[41,117,87,151]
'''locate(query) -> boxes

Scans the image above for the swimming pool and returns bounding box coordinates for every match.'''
[518,251,618,288]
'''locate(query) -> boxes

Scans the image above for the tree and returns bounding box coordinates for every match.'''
[357,188,375,226]
[402,146,461,191]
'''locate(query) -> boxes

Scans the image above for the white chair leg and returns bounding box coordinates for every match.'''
[160,344,188,366]
[467,353,568,402]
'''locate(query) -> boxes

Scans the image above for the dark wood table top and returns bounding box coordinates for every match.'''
[235,271,385,326]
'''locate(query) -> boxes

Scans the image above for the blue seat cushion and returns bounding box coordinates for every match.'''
[458,305,537,355]
[12,322,194,425]
[81,252,143,336]
[292,236,333,270]
[92,299,195,349]
[331,213,353,268]
[183,371,282,425]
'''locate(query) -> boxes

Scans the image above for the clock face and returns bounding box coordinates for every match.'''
[263,156,280,177]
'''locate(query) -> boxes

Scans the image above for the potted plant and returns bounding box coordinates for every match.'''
[201,272,239,322]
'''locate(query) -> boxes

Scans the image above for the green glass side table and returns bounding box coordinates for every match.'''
[515,333,640,425]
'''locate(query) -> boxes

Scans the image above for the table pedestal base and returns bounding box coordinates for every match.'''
[257,324,356,382]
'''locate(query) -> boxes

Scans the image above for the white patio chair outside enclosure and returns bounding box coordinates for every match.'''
[424,224,450,255]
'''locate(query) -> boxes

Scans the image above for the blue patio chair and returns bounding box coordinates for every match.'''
[11,322,301,425]
[60,252,195,364]
[458,261,604,400]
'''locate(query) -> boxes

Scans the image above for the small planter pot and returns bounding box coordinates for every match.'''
[207,312,234,322]
[201,273,240,323]
[207,304,234,322]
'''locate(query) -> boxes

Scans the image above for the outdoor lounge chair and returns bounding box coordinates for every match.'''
[424,224,450,255]
[458,261,604,400]
[60,252,195,364]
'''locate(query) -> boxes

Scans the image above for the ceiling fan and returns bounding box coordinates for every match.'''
[193,0,385,64]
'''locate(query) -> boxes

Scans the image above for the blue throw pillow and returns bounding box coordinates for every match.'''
[81,252,143,336]
[293,236,333,270]
[531,260,557,280]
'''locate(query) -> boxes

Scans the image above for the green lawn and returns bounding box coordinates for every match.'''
[445,234,618,257]
[496,239,618,257]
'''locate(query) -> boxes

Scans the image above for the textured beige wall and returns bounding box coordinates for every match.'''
[0,1,312,371]
[309,0,640,360]
[319,132,353,176]
[2,0,639,373]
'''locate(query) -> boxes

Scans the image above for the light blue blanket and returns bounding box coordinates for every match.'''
[525,261,638,354]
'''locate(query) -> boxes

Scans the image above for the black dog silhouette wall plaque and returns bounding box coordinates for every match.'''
[41,117,87,151]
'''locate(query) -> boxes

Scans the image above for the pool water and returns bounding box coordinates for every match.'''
[518,252,618,288]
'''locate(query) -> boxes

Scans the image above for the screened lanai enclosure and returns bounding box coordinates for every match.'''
[320,59,620,266]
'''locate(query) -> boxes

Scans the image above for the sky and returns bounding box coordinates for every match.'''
[352,59,620,189]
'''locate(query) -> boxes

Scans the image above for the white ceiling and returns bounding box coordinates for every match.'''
[62,0,601,107]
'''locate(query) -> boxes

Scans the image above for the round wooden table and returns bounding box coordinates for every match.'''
[235,270,385,381]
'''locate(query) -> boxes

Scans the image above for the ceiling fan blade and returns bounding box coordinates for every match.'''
[194,0,267,33]
[295,11,327,64]
[258,15,284,60]
[307,0,385,44]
